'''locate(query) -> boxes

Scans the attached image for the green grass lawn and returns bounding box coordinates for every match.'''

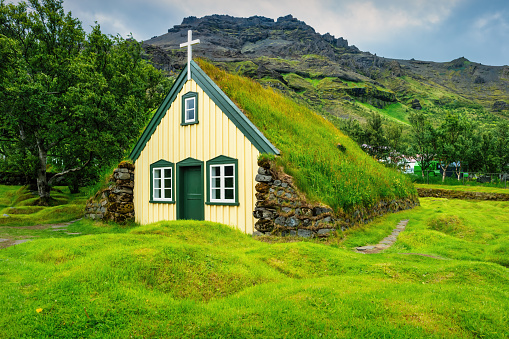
[1,183,508,338]
[0,185,92,248]
[0,186,87,226]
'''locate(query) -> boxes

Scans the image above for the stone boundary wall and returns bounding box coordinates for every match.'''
[417,188,509,201]
[253,159,420,238]
[85,162,135,222]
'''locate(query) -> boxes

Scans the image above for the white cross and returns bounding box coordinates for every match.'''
[180,30,200,80]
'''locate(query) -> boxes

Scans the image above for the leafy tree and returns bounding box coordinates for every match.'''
[494,121,509,174]
[360,113,390,161]
[340,118,365,145]
[384,122,407,168]
[408,111,436,177]
[341,114,408,169]
[467,129,497,173]
[433,113,469,182]
[364,113,386,151]
[450,132,472,180]
[0,0,170,203]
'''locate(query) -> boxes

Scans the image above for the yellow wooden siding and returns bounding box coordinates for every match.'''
[134,79,260,233]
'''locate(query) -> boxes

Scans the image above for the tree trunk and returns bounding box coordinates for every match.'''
[441,164,448,182]
[36,141,51,205]
[456,165,462,181]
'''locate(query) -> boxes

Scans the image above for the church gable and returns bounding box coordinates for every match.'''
[129,60,279,163]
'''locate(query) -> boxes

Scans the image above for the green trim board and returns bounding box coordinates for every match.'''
[206,155,239,206]
[181,91,198,126]
[176,157,204,220]
[149,159,175,204]
[129,60,279,162]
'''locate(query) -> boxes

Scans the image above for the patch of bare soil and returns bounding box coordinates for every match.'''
[0,220,80,249]
[399,253,449,260]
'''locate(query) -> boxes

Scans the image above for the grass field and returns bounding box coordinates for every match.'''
[0,186,87,227]
[1,184,508,338]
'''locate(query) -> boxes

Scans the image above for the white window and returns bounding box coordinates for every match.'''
[153,167,173,201]
[210,164,235,203]
[184,97,196,123]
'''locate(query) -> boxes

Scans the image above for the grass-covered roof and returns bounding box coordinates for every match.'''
[197,59,417,213]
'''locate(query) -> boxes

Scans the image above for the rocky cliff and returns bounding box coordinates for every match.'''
[143,15,509,123]
[147,15,358,64]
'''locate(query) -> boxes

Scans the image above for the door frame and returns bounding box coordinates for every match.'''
[176,157,204,220]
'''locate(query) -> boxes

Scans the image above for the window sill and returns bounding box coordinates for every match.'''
[181,121,199,126]
[149,200,176,204]
[206,202,240,206]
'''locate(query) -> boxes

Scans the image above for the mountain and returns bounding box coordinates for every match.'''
[142,15,509,125]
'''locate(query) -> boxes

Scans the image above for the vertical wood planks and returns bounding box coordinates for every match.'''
[134,79,260,233]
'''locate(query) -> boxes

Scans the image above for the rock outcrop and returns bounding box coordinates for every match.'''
[493,100,509,111]
[148,14,356,67]
[411,99,422,110]
[142,14,509,115]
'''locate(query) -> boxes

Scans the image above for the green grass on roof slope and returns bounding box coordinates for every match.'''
[198,59,417,212]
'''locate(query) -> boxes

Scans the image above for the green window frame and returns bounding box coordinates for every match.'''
[150,159,175,204]
[181,92,198,126]
[206,155,239,206]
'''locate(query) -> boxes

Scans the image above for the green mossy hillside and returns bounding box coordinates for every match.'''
[0,186,86,227]
[198,59,417,213]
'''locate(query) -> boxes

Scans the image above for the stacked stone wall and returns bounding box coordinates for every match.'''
[253,159,420,237]
[253,160,338,238]
[85,162,135,222]
[417,188,509,201]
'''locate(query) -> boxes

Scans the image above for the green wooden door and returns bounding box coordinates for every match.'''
[178,165,204,220]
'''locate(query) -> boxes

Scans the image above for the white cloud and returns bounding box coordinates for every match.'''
[140,0,463,50]
[55,0,465,43]
[7,0,505,64]
[473,11,509,33]
[94,13,133,37]
[309,0,463,46]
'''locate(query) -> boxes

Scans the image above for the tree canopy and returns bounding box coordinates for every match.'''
[0,0,170,202]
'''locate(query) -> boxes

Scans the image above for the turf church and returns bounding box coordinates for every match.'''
[129,30,279,233]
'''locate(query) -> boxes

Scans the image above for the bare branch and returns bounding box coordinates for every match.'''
[47,154,92,186]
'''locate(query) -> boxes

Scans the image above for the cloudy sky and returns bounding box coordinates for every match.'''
[31,0,509,65]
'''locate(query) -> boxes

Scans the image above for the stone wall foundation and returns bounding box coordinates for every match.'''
[85,162,135,222]
[253,159,420,238]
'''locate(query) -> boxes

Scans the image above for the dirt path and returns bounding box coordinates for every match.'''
[355,219,449,259]
[0,219,82,249]
[355,219,409,254]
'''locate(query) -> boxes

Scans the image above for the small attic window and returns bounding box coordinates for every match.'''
[181,92,198,125]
